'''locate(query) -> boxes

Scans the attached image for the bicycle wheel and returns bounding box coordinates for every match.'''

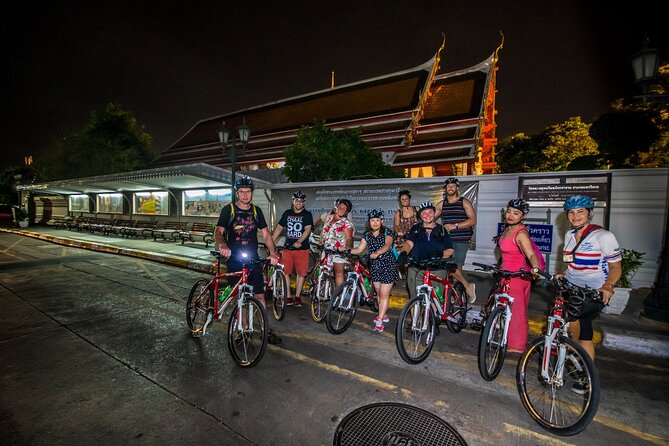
[326,280,358,335]
[446,281,467,333]
[478,305,508,381]
[311,273,333,323]
[227,294,269,368]
[186,278,214,334]
[395,295,437,364]
[516,336,600,436]
[271,270,288,321]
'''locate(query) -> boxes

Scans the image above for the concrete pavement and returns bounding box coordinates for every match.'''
[3,225,668,359]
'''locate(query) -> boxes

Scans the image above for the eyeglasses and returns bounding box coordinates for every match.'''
[294,199,305,203]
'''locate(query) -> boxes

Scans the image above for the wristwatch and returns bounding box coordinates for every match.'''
[455,223,459,229]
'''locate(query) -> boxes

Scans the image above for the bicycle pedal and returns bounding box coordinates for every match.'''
[201,312,213,336]
[470,320,483,331]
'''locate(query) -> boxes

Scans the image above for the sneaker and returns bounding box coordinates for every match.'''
[382,315,390,323]
[294,297,304,308]
[571,379,589,395]
[285,297,294,307]
[373,318,384,333]
[268,329,282,345]
[466,283,477,304]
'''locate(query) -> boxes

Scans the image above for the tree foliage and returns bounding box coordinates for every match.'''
[38,103,154,180]
[283,121,400,182]
[590,111,659,169]
[496,117,598,173]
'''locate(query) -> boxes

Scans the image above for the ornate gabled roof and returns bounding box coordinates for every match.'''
[151,44,498,174]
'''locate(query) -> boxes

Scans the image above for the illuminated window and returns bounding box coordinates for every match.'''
[182,188,232,217]
[69,195,90,212]
[97,193,124,214]
[133,191,169,215]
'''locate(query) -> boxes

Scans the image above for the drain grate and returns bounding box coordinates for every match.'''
[334,402,467,446]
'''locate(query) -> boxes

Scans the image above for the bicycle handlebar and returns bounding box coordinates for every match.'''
[209,250,270,268]
[403,256,457,270]
[472,262,534,279]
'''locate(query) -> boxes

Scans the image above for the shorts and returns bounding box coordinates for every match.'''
[227,259,265,295]
[577,300,605,341]
[331,253,348,264]
[452,242,470,266]
[282,249,309,276]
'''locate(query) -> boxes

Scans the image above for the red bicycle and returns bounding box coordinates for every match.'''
[471,262,533,381]
[395,257,468,364]
[186,251,269,368]
[325,251,379,335]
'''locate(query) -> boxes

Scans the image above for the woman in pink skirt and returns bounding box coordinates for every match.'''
[496,199,541,352]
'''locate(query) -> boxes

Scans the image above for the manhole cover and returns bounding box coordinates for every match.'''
[334,402,468,446]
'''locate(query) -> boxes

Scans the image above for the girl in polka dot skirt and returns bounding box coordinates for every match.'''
[348,209,399,333]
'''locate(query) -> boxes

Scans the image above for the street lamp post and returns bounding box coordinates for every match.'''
[217,118,250,184]
[631,39,669,321]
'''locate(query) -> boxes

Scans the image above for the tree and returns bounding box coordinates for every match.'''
[590,111,659,169]
[38,103,154,180]
[283,121,400,182]
[495,118,598,173]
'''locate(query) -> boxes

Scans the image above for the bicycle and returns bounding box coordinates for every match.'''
[186,251,270,368]
[309,244,339,323]
[395,257,468,364]
[301,237,324,298]
[260,245,289,321]
[325,251,379,335]
[471,262,533,381]
[516,270,602,436]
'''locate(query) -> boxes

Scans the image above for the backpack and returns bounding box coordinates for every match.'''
[514,227,546,271]
[226,203,258,230]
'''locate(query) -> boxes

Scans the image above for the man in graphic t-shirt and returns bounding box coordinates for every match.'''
[272,191,314,307]
[216,175,281,345]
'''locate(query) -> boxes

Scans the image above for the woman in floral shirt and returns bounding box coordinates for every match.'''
[321,199,354,286]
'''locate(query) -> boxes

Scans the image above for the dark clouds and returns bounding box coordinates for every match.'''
[3,1,666,170]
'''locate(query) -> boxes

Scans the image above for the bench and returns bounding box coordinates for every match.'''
[108,219,134,236]
[178,222,214,247]
[152,221,188,241]
[88,218,115,234]
[124,220,157,238]
[48,216,71,229]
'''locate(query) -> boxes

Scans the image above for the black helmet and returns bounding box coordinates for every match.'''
[444,177,460,186]
[417,201,436,215]
[367,209,384,219]
[398,189,411,199]
[507,198,530,214]
[234,175,254,190]
[292,191,306,200]
[336,198,352,213]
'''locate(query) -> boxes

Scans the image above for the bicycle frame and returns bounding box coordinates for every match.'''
[416,270,457,322]
[201,254,262,336]
[338,256,374,310]
[540,294,570,383]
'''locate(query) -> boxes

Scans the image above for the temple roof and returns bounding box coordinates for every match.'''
[151,49,497,172]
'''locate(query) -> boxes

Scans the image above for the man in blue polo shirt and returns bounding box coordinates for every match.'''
[399,201,454,299]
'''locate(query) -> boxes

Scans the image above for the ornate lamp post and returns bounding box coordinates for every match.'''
[631,39,669,321]
[217,118,250,184]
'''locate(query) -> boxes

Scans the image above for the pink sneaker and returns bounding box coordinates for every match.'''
[373,318,384,333]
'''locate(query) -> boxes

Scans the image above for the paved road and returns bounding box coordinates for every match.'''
[2,233,668,445]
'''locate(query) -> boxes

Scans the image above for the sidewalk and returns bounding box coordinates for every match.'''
[3,225,669,359]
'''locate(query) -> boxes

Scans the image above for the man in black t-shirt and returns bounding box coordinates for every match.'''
[272,191,314,306]
[216,175,281,345]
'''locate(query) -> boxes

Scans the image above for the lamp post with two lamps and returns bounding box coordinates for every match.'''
[217,118,250,184]
[630,39,669,322]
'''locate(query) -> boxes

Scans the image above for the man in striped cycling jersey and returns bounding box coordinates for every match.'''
[436,177,477,303]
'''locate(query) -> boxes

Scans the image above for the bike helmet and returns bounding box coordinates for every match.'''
[233,175,254,190]
[507,198,530,214]
[292,191,306,200]
[563,195,594,211]
[335,198,352,213]
[367,209,384,219]
[398,189,411,199]
[417,201,436,215]
[444,177,460,186]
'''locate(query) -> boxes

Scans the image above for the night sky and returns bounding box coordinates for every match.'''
[4,1,666,171]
